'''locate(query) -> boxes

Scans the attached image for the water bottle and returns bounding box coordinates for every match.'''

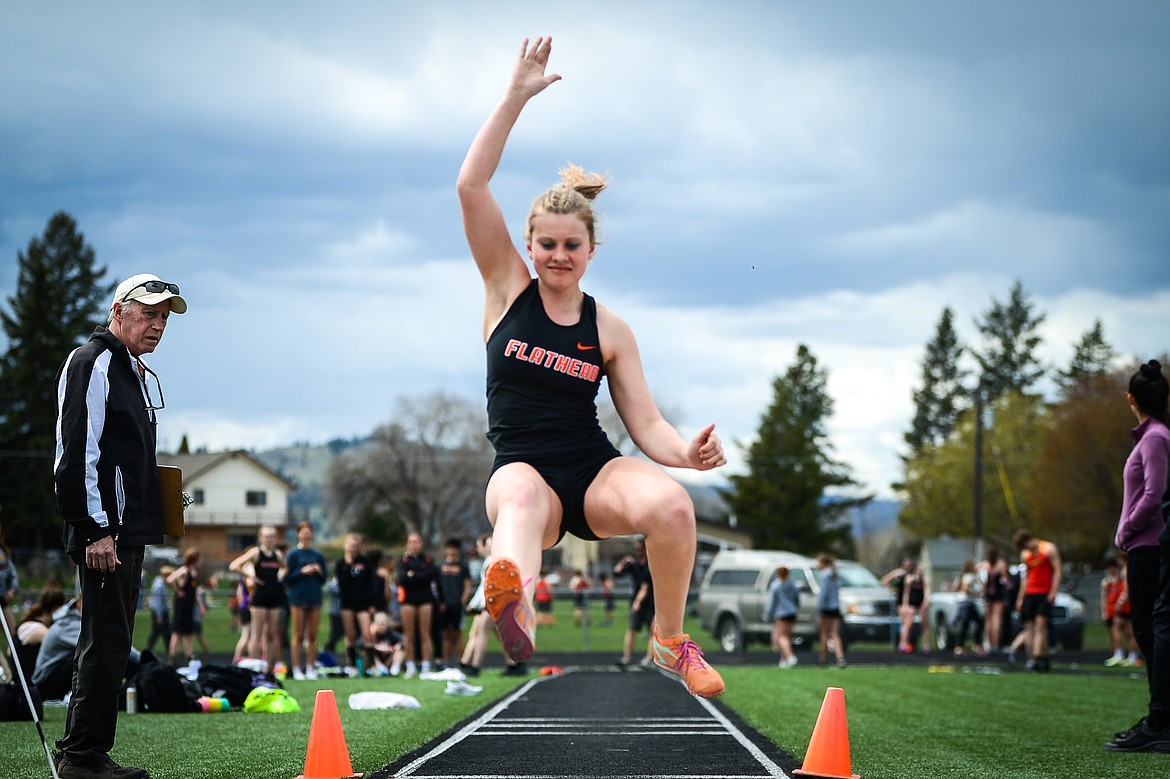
[355,655,366,678]
[126,686,137,714]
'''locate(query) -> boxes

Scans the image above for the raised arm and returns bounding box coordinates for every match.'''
[457,37,562,337]
[228,546,258,575]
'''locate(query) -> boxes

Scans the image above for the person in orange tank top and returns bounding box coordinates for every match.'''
[1012,529,1062,673]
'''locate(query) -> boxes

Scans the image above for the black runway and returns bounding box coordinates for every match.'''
[372,665,800,779]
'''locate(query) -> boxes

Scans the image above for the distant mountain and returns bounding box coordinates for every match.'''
[844,499,901,536]
[252,438,367,527]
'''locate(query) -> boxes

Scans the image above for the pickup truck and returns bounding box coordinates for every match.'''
[696,549,899,653]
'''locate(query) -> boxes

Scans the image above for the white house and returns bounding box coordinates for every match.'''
[156,450,296,566]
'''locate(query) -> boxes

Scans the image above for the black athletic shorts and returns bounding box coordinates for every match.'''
[629,604,655,632]
[436,604,465,632]
[250,588,284,610]
[492,442,621,543]
[1020,593,1052,621]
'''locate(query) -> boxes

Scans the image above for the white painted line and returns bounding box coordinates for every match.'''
[394,669,791,779]
[402,775,769,779]
[693,692,789,779]
[472,731,731,736]
[394,677,544,778]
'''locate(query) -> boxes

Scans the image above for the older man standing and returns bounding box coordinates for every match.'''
[53,274,186,779]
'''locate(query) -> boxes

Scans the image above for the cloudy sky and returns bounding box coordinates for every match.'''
[2,1,1168,500]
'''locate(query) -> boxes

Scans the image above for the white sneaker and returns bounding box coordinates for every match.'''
[344,665,358,678]
[445,680,483,696]
[292,667,306,681]
[420,661,432,674]
[404,662,417,679]
[389,664,401,677]
[305,667,318,680]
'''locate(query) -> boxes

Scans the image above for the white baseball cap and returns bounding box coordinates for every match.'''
[111,274,187,314]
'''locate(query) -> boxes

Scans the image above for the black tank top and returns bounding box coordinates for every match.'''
[254,548,282,598]
[486,279,610,459]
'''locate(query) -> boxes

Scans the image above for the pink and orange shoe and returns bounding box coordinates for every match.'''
[651,625,725,698]
[485,558,536,661]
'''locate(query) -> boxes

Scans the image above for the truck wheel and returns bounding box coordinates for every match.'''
[716,616,744,654]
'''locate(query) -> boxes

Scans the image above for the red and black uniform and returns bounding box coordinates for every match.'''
[1021,542,1056,621]
[336,556,374,612]
[172,569,198,635]
[396,552,438,607]
[485,279,620,541]
[437,558,471,630]
[250,548,285,609]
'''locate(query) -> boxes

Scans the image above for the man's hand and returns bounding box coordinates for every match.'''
[85,535,119,573]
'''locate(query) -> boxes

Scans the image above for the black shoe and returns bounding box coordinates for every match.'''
[56,753,149,779]
[1105,721,1170,753]
[459,662,481,677]
[1113,717,1146,741]
[614,658,629,670]
[502,662,528,677]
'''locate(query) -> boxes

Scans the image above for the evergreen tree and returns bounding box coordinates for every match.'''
[1056,319,1116,394]
[904,306,969,461]
[900,391,1047,546]
[722,344,869,555]
[973,281,1046,401]
[0,212,111,547]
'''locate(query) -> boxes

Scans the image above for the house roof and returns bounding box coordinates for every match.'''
[156,449,296,489]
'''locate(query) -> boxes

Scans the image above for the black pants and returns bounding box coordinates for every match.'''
[954,600,985,647]
[1150,526,1170,715]
[57,545,143,766]
[143,611,171,655]
[1128,546,1161,691]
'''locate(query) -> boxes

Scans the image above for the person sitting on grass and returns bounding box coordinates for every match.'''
[32,598,141,703]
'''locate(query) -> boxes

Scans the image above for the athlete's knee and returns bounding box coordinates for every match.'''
[641,486,694,537]
[494,473,552,518]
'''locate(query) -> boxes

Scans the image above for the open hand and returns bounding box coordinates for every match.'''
[509,36,562,99]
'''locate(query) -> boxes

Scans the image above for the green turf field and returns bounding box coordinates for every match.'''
[1,657,1155,779]
[2,598,1134,779]
[129,590,1112,657]
[130,591,700,657]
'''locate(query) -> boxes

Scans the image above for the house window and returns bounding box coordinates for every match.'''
[192,489,205,505]
[245,490,267,507]
[228,534,254,553]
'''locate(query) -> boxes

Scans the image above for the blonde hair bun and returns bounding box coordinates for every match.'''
[558,163,608,201]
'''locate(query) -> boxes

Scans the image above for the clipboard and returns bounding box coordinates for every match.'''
[158,464,186,536]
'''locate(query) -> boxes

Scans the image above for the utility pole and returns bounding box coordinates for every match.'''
[973,391,984,561]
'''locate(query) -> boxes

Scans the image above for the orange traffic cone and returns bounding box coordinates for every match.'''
[295,690,363,779]
[793,687,859,779]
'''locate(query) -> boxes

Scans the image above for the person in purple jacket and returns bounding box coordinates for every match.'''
[1107,360,1170,753]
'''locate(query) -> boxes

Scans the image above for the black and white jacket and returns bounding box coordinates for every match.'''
[54,327,164,554]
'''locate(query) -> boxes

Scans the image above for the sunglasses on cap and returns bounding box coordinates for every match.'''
[121,280,180,302]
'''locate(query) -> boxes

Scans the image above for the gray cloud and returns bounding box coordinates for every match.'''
[2,1,1167,500]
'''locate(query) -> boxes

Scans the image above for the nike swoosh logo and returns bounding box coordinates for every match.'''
[577,343,597,351]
